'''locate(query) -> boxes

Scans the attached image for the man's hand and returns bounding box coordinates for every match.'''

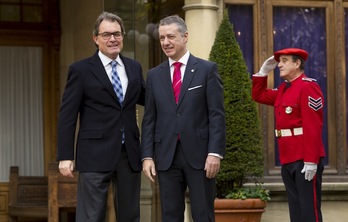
[301,162,317,181]
[258,56,278,76]
[142,159,157,183]
[58,160,74,178]
[205,155,221,179]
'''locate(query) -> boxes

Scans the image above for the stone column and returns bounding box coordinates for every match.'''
[183,0,220,60]
[183,1,221,220]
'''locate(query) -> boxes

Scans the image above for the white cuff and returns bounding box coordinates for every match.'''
[208,153,223,159]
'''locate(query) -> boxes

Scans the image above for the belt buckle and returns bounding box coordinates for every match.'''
[276,129,282,137]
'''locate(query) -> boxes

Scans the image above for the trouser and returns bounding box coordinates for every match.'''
[157,141,216,222]
[76,148,141,222]
[281,158,324,222]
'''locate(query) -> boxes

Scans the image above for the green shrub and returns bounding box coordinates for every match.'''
[209,11,265,199]
[225,184,271,202]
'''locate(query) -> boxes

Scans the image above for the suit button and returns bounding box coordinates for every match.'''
[176,114,181,117]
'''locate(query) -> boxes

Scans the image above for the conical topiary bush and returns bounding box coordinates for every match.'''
[209,12,264,199]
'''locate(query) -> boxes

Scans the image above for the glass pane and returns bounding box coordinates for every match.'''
[104,0,137,58]
[273,7,328,166]
[23,5,42,22]
[228,5,254,76]
[104,0,160,70]
[0,5,20,21]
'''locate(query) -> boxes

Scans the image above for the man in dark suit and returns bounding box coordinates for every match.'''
[141,15,226,222]
[57,12,145,222]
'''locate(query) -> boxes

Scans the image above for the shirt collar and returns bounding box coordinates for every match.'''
[98,51,123,67]
[169,50,190,67]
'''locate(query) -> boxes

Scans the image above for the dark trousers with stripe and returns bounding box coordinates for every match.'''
[281,158,324,222]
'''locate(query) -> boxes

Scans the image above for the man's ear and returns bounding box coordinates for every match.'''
[296,59,301,69]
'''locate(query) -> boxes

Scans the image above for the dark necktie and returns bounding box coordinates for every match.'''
[284,82,291,92]
[172,62,182,103]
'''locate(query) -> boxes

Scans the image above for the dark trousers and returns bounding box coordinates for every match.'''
[76,148,141,222]
[157,141,216,222]
[281,159,324,222]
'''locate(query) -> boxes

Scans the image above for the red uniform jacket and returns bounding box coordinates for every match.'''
[252,74,325,164]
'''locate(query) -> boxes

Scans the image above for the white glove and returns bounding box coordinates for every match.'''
[301,162,317,181]
[258,56,278,76]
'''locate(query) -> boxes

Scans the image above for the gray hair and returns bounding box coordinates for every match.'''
[93,12,125,36]
[292,55,306,70]
[159,15,187,36]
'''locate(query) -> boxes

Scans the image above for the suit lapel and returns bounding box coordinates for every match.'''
[89,52,120,104]
[158,56,198,109]
[121,55,134,106]
[177,55,197,106]
[158,61,178,109]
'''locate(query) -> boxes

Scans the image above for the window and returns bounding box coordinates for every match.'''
[0,0,43,23]
[0,46,44,181]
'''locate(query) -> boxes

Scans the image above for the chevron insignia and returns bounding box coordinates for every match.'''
[308,96,323,111]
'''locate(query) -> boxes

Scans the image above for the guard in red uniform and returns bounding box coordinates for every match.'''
[252,48,325,222]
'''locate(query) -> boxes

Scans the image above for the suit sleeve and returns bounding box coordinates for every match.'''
[57,65,83,161]
[301,82,325,163]
[140,71,156,159]
[252,75,278,105]
[206,63,226,156]
[136,62,146,106]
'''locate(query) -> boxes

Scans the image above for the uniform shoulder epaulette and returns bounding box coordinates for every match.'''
[302,77,317,82]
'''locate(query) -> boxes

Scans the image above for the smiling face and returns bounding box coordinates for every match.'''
[93,20,123,60]
[277,55,302,82]
[159,23,188,61]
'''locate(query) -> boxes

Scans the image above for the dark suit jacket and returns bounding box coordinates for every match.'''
[57,51,145,172]
[141,54,226,170]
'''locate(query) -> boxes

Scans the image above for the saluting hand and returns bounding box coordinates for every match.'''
[258,56,278,76]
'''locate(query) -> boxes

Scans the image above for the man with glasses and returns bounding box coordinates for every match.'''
[57,12,145,222]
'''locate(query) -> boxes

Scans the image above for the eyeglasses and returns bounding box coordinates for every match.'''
[98,32,124,40]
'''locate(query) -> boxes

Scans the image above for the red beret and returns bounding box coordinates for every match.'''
[274,48,308,62]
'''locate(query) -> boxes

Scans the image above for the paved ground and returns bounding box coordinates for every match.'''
[261,201,348,222]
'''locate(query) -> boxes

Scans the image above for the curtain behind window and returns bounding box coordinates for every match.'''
[228,5,254,75]
[0,46,44,182]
